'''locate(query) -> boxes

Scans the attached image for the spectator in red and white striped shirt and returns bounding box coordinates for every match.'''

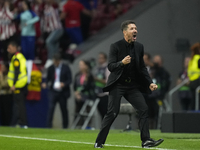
[0,0,17,62]
[41,0,64,68]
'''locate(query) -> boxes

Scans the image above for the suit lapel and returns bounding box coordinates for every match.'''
[134,42,140,70]
[119,41,127,60]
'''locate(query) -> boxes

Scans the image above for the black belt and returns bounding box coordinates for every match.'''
[125,77,132,83]
[118,77,134,84]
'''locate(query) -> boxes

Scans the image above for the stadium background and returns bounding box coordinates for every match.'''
[0,0,200,130]
[52,0,200,129]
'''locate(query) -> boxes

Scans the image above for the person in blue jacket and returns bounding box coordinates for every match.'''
[15,0,39,60]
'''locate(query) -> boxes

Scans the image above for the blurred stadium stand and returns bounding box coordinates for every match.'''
[65,0,200,129]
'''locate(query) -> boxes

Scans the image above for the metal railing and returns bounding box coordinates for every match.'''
[71,98,100,130]
[168,78,189,112]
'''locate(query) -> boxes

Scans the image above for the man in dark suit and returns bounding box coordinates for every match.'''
[42,53,72,128]
[94,20,164,148]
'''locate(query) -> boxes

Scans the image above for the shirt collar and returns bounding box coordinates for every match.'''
[123,38,134,47]
[55,62,62,69]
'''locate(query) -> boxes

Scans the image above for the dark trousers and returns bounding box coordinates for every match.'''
[145,97,159,129]
[21,36,35,60]
[80,12,92,40]
[97,95,108,120]
[11,87,28,126]
[46,90,69,128]
[96,84,150,144]
[180,98,191,111]
[75,100,84,126]
[75,100,85,115]
[65,27,83,45]
[0,94,13,126]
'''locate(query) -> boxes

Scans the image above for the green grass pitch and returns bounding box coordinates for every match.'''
[0,127,199,150]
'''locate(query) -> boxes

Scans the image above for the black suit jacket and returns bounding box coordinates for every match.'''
[103,39,153,94]
[46,63,72,97]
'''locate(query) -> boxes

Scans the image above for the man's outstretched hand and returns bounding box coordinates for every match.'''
[149,83,158,91]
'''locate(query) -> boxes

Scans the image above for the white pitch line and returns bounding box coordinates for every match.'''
[183,139,200,141]
[0,134,175,150]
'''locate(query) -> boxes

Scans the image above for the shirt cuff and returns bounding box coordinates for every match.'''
[120,61,124,67]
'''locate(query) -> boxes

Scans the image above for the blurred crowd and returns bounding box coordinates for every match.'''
[0,0,140,66]
[0,0,141,129]
[143,43,200,129]
[143,53,171,129]
[0,0,200,130]
[0,41,200,129]
[0,48,110,128]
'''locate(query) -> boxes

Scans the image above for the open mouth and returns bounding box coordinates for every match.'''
[133,34,137,40]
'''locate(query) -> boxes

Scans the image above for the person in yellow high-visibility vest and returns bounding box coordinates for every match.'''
[187,42,200,110]
[7,41,28,128]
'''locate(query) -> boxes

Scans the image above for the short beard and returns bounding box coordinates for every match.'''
[127,39,132,43]
[128,35,135,43]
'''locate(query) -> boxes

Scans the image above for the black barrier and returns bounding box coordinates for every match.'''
[161,112,200,133]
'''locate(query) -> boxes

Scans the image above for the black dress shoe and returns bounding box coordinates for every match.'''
[142,138,164,148]
[94,143,104,148]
